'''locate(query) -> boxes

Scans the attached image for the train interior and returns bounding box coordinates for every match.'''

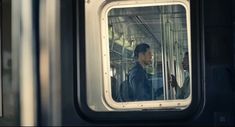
[0,0,235,126]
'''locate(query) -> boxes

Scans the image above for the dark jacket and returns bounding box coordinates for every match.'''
[176,75,190,99]
[128,62,152,101]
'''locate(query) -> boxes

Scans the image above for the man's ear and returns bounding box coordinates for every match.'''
[138,53,143,59]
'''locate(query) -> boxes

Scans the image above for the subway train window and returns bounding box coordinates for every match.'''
[85,0,191,111]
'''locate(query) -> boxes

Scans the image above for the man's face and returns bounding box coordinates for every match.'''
[182,54,189,71]
[142,48,153,65]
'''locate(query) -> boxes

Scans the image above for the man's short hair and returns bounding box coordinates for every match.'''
[134,43,150,58]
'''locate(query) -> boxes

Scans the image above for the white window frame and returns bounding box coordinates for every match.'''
[100,0,192,110]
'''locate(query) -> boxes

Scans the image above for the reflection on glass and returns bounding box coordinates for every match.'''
[108,5,189,102]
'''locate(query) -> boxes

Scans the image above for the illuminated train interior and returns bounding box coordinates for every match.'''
[0,0,235,126]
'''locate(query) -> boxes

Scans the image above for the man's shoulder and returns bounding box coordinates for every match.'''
[129,67,145,78]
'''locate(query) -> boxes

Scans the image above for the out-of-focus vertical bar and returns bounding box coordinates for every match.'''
[12,0,21,124]
[39,0,61,125]
[0,0,2,117]
[19,0,37,125]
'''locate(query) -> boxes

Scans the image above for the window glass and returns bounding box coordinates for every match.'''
[103,3,191,109]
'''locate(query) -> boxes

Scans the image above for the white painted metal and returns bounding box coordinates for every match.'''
[86,0,191,111]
